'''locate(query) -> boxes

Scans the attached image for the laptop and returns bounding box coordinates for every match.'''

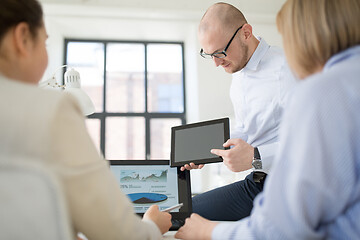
[109,160,192,230]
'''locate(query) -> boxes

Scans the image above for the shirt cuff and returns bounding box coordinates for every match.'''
[256,142,278,174]
[141,219,162,240]
[212,219,256,240]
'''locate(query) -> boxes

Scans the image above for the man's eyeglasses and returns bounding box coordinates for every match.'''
[200,25,244,59]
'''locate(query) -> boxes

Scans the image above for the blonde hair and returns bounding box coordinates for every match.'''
[277,0,360,78]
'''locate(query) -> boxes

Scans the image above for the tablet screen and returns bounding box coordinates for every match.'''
[170,118,229,167]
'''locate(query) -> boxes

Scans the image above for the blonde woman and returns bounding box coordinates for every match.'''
[0,0,171,239]
[176,0,360,239]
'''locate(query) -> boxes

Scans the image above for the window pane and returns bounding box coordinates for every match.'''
[147,44,184,113]
[150,118,182,160]
[106,117,145,160]
[85,118,101,155]
[66,42,104,112]
[106,44,145,112]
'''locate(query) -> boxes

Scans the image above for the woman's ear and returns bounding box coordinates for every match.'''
[13,22,32,57]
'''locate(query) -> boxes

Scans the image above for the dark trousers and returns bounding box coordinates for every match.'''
[192,172,266,221]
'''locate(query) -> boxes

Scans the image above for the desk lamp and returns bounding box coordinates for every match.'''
[39,65,95,116]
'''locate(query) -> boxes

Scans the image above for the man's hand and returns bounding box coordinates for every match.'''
[143,205,172,234]
[211,138,254,172]
[180,162,205,171]
[175,213,218,240]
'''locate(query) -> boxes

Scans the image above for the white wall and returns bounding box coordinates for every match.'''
[41,3,283,193]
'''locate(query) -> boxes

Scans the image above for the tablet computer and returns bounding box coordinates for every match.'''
[170,117,230,167]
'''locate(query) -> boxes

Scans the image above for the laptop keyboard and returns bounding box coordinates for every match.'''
[170,219,185,230]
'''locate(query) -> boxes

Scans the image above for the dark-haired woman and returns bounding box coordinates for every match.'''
[0,0,171,239]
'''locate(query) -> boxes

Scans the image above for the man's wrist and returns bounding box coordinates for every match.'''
[252,147,262,170]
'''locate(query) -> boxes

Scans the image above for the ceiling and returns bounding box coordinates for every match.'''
[38,0,286,16]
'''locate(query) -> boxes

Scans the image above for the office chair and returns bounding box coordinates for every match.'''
[0,160,73,240]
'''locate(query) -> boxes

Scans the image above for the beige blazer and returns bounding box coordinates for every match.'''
[0,75,162,240]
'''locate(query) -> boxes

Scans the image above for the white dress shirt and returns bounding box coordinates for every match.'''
[212,45,360,239]
[230,37,296,173]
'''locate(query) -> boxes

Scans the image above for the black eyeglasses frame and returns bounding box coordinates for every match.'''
[200,25,244,59]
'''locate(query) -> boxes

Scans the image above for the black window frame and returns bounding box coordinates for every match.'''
[64,38,187,160]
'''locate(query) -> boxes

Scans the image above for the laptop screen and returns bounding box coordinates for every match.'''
[109,160,192,218]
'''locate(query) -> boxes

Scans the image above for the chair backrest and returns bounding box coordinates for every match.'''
[0,160,73,240]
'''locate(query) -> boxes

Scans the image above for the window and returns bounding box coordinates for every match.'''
[65,39,186,160]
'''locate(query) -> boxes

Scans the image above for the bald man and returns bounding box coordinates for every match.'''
[181,2,296,221]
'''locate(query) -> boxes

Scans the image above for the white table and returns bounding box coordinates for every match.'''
[79,231,180,240]
[163,231,180,239]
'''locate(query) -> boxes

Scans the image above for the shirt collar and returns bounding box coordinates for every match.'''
[244,37,270,71]
[324,45,360,71]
